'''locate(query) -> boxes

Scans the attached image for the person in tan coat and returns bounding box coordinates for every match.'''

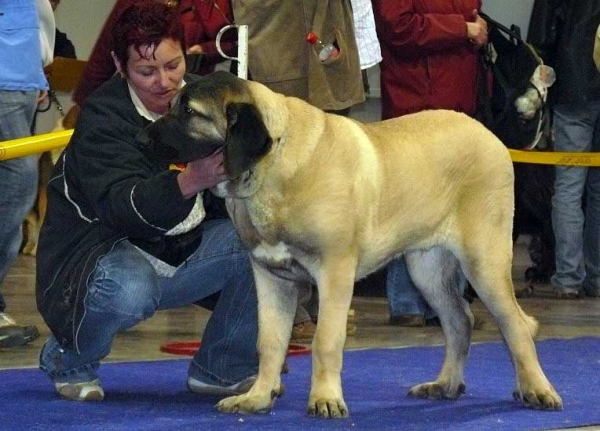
[232,0,365,339]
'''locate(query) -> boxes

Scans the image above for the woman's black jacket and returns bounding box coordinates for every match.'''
[35,74,227,349]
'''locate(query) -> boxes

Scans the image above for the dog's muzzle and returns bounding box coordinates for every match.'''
[137,116,224,165]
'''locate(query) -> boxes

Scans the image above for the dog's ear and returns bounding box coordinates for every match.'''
[224,103,272,178]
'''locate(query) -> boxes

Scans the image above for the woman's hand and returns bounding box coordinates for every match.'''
[37,90,48,106]
[177,149,228,199]
[187,44,203,55]
[466,10,488,48]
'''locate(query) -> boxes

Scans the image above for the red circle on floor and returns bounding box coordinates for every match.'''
[160,341,310,356]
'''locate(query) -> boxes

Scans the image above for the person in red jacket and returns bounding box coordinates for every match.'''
[373,0,487,120]
[372,0,488,327]
[179,0,236,76]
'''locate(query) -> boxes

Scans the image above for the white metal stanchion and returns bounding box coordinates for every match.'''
[216,24,249,80]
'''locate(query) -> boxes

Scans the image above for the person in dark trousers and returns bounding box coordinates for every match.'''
[231,0,365,341]
[528,0,600,299]
[0,0,54,348]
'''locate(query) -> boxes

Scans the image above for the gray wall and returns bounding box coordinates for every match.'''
[482,0,534,39]
[35,1,115,134]
[54,0,117,60]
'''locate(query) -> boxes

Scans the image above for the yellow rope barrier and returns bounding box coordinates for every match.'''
[509,149,600,166]
[1,129,600,167]
[0,129,73,161]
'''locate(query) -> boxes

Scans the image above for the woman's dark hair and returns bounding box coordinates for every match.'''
[110,2,185,74]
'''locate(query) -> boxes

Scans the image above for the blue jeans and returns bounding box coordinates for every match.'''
[386,257,466,319]
[40,219,259,387]
[0,90,39,312]
[386,257,435,319]
[551,102,600,295]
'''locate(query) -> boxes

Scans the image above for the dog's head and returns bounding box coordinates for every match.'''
[138,71,281,181]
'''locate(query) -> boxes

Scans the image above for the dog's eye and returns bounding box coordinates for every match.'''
[185,107,194,114]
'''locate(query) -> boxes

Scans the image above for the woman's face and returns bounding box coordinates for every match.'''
[117,38,186,115]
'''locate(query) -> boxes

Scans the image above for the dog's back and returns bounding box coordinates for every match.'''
[314,109,516,275]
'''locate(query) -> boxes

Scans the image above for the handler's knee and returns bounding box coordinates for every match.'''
[87,244,160,319]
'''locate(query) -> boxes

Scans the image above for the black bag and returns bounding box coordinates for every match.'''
[477,13,547,150]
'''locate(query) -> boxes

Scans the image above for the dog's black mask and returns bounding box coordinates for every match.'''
[137,73,273,178]
[136,98,223,165]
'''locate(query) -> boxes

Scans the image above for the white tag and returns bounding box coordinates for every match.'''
[531,65,556,89]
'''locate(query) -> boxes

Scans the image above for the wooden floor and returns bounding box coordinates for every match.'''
[2,99,599,429]
[3,238,600,371]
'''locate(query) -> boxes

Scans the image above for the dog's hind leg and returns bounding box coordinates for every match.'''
[216,260,296,414]
[460,235,563,410]
[404,248,473,400]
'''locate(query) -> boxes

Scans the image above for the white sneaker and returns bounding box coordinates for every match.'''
[187,375,256,396]
[55,379,105,401]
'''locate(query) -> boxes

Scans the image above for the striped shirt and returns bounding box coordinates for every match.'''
[350,0,382,69]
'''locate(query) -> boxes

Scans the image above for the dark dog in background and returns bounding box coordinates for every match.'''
[512,156,555,297]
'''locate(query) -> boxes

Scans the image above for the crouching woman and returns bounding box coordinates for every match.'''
[36,2,258,401]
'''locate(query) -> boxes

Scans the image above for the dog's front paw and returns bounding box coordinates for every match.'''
[21,213,39,256]
[408,381,466,400]
[21,241,38,257]
[307,397,349,418]
[216,385,283,414]
[512,387,563,411]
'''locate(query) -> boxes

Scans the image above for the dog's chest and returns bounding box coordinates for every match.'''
[251,241,293,267]
[230,197,314,279]
[245,201,292,263]
[251,240,314,281]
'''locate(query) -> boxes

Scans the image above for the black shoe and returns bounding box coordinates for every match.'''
[425,317,441,327]
[389,314,426,327]
[553,287,584,300]
[424,315,485,330]
[0,313,40,348]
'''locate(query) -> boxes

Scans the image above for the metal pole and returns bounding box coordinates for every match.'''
[216,24,249,80]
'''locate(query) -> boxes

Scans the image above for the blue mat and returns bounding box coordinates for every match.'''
[1,337,599,431]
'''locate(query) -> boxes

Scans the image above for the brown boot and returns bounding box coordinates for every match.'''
[291,321,317,342]
[389,314,426,327]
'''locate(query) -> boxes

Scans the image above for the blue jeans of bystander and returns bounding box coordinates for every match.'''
[386,257,436,320]
[40,219,259,387]
[386,257,467,321]
[551,102,600,296]
[0,90,39,312]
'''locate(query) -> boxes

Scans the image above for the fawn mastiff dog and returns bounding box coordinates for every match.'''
[141,71,562,417]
